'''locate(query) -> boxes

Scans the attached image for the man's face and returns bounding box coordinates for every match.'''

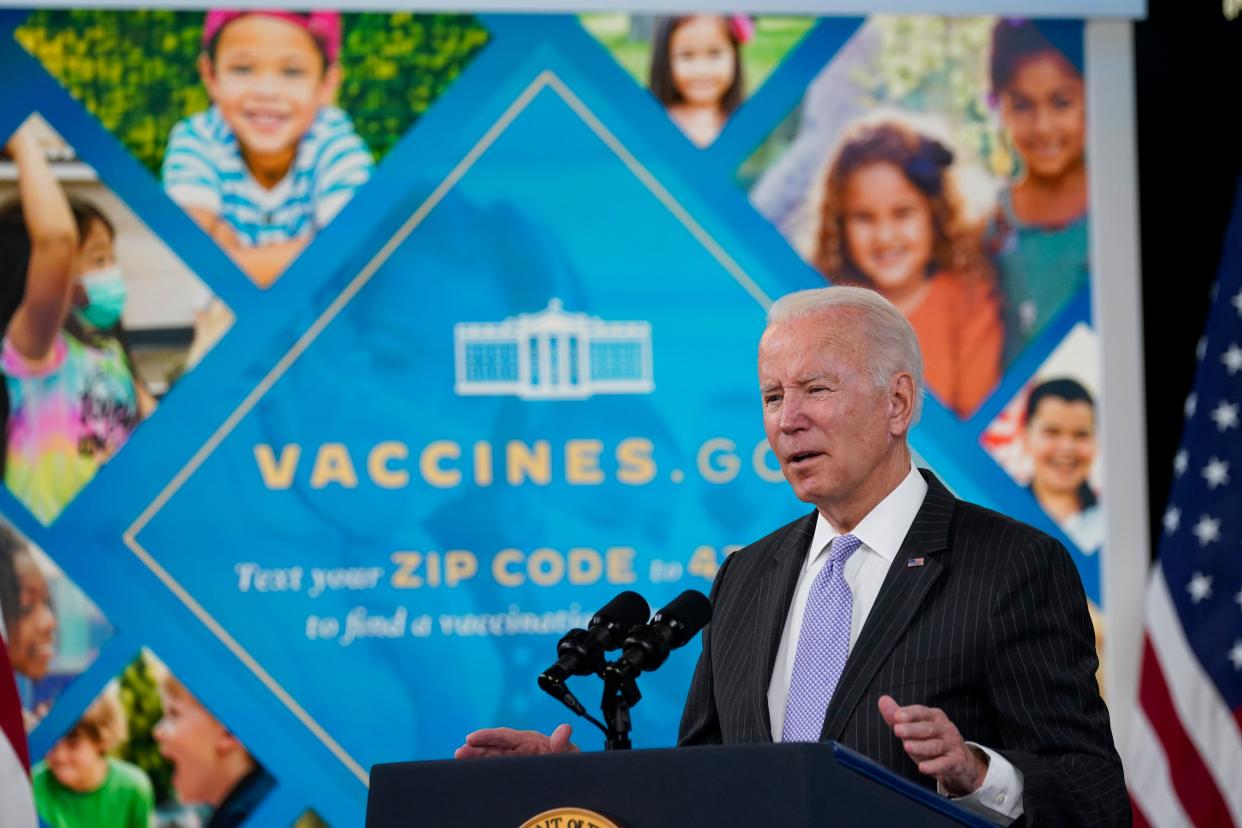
[153,689,230,805]
[759,310,902,510]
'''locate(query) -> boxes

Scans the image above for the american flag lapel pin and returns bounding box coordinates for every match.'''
[906,557,925,568]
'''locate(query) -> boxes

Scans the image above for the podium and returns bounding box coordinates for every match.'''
[367,742,993,827]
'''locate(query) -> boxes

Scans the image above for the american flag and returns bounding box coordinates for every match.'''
[1129,182,1242,827]
[1,602,38,828]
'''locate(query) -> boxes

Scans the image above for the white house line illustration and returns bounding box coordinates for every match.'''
[454,298,654,400]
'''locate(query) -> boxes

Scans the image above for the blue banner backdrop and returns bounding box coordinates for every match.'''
[0,11,1100,826]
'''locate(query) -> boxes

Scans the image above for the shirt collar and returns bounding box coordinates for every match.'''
[806,465,928,569]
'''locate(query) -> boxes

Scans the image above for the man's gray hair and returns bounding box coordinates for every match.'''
[767,286,925,423]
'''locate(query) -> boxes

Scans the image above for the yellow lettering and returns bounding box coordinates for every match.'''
[473,441,493,487]
[688,546,719,581]
[420,441,462,488]
[425,551,441,587]
[616,438,655,485]
[565,439,605,485]
[752,440,784,483]
[698,438,740,484]
[493,549,524,587]
[368,442,409,488]
[310,443,358,489]
[254,444,300,489]
[606,547,637,584]
[444,551,478,587]
[528,548,565,586]
[567,547,603,585]
[390,552,423,588]
[506,440,551,485]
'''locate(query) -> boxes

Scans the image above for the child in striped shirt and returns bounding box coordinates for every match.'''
[162,10,373,287]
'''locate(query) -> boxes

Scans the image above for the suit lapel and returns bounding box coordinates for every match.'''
[751,510,817,737]
[820,471,955,742]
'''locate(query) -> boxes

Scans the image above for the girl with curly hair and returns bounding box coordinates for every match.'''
[813,118,1002,417]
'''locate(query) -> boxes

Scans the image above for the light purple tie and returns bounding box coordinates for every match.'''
[782,533,862,743]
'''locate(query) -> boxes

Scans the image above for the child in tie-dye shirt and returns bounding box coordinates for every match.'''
[0,122,145,524]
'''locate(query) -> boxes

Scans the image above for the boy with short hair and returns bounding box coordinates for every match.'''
[33,688,155,828]
[162,10,373,287]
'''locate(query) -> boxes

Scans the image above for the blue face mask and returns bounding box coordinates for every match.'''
[74,264,127,329]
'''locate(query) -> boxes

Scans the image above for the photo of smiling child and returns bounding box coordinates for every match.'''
[33,686,155,828]
[162,10,374,288]
[1,520,112,732]
[813,118,1002,418]
[1022,377,1102,554]
[649,15,750,148]
[985,19,1088,365]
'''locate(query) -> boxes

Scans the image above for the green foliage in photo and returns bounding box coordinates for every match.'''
[116,652,174,806]
[16,10,490,175]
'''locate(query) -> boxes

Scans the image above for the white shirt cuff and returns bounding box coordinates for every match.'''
[937,742,1024,825]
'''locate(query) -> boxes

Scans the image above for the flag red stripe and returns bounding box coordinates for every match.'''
[0,639,31,774]
[1140,638,1233,827]
[1131,795,1152,828]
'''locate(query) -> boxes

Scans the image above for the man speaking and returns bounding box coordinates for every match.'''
[457,287,1127,826]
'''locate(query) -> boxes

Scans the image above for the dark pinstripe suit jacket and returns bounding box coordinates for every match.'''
[679,470,1128,826]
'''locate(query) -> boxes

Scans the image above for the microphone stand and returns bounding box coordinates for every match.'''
[600,672,641,751]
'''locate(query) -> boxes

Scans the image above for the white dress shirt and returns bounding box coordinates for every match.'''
[766,465,1024,824]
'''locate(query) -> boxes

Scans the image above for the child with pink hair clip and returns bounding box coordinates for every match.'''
[648,15,753,148]
[162,10,373,287]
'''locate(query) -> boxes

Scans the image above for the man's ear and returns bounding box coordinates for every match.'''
[198,53,219,100]
[889,372,916,437]
[319,63,342,106]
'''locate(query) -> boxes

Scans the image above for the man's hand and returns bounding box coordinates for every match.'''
[878,695,988,797]
[453,723,578,759]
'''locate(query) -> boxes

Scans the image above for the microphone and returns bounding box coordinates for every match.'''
[603,590,712,684]
[538,591,650,693]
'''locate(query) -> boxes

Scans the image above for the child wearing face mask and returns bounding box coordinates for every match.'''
[648,15,751,148]
[162,10,373,288]
[0,121,147,524]
[33,688,154,828]
[985,20,1088,365]
[813,118,1002,418]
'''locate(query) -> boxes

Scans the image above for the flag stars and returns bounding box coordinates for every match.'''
[1202,457,1231,489]
[1223,343,1242,375]
[1163,506,1180,534]
[1174,450,1189,476]
[1185,393,1198,418]
[1233,286,1242,317]
[1192,514,1222,546]
[1230,641,1242,671]
[1196,337,1208,361]
[1236,588,1242,612]
[1187,572,1213,603]
[1210,399,1239,432]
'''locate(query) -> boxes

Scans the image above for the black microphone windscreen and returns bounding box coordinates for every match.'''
[595,590,651,629]
[656,590,712,638]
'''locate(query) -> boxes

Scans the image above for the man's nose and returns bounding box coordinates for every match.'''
[779,395,807,431]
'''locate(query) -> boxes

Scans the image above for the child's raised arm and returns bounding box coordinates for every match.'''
[5,122,78,362]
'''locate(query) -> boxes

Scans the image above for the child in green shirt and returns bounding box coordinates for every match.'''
[33,689,154,828]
